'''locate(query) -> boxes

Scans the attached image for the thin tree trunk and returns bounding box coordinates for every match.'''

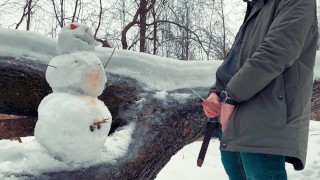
[60,0,64,27]
[26,0,32,31]
[121,0,156,50]
[152,7,157,55]
[139,0,147,52]
[221,0,226,59]
[71,0,79,22]
[94,0,103,39]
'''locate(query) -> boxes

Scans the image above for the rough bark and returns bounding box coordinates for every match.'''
[139,0,147,52]
[0,57,208,179]
[311,80,320,120]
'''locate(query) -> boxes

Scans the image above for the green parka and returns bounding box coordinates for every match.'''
[215,0,318,170]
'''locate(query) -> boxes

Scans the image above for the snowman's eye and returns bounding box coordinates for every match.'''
[74,60,78,63]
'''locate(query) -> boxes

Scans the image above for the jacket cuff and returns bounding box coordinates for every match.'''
[226,86,242,103]
[208,84,217,96]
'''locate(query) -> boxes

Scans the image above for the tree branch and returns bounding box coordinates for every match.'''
[146,20,208,55]
[15,1,29,29]
[51,0,61,27]
[71,0,79,22]
[94,0,102,39]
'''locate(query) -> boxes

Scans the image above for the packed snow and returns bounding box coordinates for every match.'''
[57,23,95,55]
[35,92,112,163]
[0,28,220,91]
[46,52,107,97]
[156,121,320,180]
[35,23,112,164]
[1,28,320,179]
[0,123,135,179]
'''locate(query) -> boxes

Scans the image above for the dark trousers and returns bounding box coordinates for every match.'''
[218,125,288,180]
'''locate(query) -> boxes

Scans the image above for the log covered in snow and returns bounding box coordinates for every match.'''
[0,57,208,179]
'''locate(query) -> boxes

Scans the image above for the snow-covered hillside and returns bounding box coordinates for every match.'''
[1,28,320,180]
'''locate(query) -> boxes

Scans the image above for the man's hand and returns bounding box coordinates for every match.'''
[220,103,235,132]
[202,93,221,118]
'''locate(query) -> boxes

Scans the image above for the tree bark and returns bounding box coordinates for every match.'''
[0,57,208,179]
[26,0,32,31]
[94,0,103,39]
[139,0,147,52]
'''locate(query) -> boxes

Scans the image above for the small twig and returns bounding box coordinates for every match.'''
[104,48,116,69]
[93,118,109,126]
[189,88,204,101]
[47,64,57,68]
[90,118,109,131]
[6,59,57,68]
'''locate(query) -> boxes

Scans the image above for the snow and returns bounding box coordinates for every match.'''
[154,91,169,100]
[156,121,320,180]
[96,48,220,91]
[314,51,320,81]
[57,23,95,55]
[0,123,135,179]
[35,92,112,163]
[46,52,107,97]
[0,28,320,179]
[153,91,192,104]
[34,23,112,164]
[0,28,56,63]
[0,28,220,91]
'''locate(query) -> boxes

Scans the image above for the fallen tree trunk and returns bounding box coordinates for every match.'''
[0,57,208,179]
[311,80,320,120]
[1,57,320,179]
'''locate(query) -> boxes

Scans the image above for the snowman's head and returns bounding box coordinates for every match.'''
[57,23,95,55]
[46,52,107,97]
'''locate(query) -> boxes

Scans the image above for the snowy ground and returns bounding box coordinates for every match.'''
[156,120,320,180]
[0,123,135,179]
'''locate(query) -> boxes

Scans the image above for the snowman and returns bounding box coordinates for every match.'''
[34,23,112,163]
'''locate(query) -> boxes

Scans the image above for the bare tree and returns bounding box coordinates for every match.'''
[51,0,64,28]
[121,0,156,51]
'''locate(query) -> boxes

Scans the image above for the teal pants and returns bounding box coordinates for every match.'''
[218,124,288,180]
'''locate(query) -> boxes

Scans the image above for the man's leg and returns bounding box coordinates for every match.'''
[240,152,288,180]
[220,151,247,180]
[218,124,247,180]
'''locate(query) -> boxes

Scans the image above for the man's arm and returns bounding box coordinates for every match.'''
[226,0,316,102]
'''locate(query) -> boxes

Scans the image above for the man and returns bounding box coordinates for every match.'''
[202,0,318,179]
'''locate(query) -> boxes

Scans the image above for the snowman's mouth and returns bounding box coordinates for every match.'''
[75,36,90,45]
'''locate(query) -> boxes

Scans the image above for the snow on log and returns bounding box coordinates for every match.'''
[0,57,208,179]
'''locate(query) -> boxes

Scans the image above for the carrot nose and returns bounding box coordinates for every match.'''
[70,24,77,30]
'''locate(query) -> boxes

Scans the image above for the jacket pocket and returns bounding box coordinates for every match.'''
[283,63,302,126]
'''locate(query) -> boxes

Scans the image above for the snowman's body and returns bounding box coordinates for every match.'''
[34,23,111,163]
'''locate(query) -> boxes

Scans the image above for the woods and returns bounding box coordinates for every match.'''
[0,0,244,60]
